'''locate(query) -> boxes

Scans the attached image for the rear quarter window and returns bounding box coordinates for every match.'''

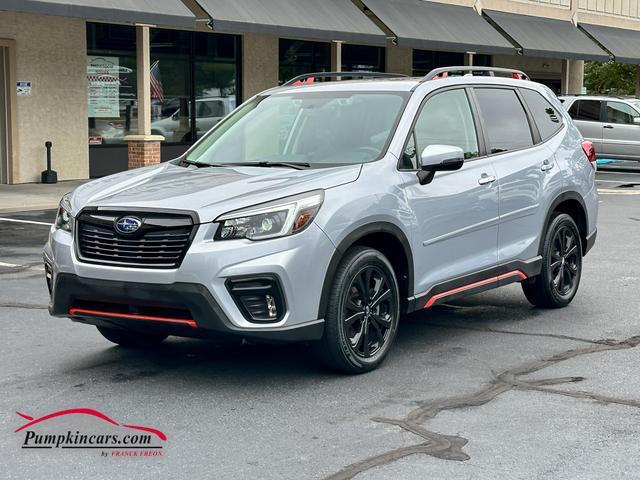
[521,89,563,141]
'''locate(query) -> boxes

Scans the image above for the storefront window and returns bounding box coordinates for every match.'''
[86,23,240,146]
[149,29,192,143]
[413,50,463,77]
[342,45,385,72]
[279,39,331,84]
[193,33,238,141]
[86,24,137,146]
[412,50,492,77]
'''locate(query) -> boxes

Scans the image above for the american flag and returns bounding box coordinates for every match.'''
[150,60,164,103]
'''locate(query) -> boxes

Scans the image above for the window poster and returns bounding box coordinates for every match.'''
[87,56,120,117]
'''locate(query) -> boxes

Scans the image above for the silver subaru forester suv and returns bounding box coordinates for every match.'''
[44,67,598,373]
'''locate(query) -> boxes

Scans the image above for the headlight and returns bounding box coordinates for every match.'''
[215,190,324,241]
[54,193,73,232]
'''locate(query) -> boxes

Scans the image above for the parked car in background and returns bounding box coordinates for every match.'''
[151,96,236,143]
[560,95,640,161]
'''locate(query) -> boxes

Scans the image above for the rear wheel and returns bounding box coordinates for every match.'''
[522,213,582,308]
[314,247,400,374]
[97,326,168,348]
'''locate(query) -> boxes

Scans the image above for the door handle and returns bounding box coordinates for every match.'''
[478,173,496,185]
[541,159,555,171]
[603,124,614,129]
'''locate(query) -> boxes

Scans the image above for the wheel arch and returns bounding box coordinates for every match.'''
[317,222,414,320]
[540,191,589,255]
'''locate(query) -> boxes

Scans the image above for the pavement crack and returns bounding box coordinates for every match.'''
[0,302,48,310]
[324,335,640,479]
[522,385,640,409]
[427,322,611,345]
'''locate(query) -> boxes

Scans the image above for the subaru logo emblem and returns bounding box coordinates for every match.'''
[115,216,142,234]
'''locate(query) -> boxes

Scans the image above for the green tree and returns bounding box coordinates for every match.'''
[584,61,637,95]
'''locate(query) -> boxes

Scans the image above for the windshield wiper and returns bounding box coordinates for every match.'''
[217,161,312,170]
[180,159,217,168]
[181,159,312,170]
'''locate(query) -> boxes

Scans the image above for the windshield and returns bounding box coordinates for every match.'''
[186,91,409,166]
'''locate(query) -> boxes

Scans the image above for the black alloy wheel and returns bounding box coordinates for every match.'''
[522,213,582,308]
[314,247,400,373]
[342,265,396,359]
[549,224,580,297]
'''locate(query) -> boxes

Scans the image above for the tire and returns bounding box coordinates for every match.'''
[314,247,400,374]
[97,326,168,348]
[522,213,582,308]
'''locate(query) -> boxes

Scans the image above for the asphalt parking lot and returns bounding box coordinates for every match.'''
[1,168,640,479]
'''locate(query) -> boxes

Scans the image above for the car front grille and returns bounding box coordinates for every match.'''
[76,209,197,269]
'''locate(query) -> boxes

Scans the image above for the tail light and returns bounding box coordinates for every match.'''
[581,141,597,170]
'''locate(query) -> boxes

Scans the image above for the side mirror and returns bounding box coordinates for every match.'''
[633,117,640,125]
[417,145,465,185]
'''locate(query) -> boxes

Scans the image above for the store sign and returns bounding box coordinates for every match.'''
[87,56,120,117]
[16,81,32,96]
[88,135,103,146]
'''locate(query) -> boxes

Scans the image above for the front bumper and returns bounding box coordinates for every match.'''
[44,220,335,341]
[47,273,324,341]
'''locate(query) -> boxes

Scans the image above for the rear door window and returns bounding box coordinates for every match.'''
[567,99,601,122]
[605,101,639,125]
[521,89,563,140]
[474,88,533,154]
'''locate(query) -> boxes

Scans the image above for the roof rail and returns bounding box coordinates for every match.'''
[282,71,408,87]
[422,66,530,82]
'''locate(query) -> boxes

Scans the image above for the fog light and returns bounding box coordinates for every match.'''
[265,294,277,318]
[226,276,286,323]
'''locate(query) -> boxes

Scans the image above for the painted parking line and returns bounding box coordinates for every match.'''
[597,170,640,175]
[597,188,640,195]
[0,261,20,268]
[596,179,640,184]
[0,261,44,271]
[0,217,53,226]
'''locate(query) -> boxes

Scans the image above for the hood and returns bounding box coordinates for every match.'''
[70,161,361,223]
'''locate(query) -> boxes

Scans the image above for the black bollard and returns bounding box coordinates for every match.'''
[41,141,58,184]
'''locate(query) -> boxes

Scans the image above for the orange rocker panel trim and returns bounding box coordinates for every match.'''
[423,270,527,309]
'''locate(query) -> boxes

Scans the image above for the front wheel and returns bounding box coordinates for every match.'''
[522,213,582,308]
[97,326,168,348]
[314,247,400,374]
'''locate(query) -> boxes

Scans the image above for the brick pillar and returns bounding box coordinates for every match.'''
[124,135,164,169]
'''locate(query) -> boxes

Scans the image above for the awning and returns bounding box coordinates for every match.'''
[580,23,640,64]
[0,0,196,28]
[483,10,609,61]
[360,0,515,55]
[196,0,387,45]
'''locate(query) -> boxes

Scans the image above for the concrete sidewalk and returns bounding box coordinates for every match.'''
[0,180,87,213]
